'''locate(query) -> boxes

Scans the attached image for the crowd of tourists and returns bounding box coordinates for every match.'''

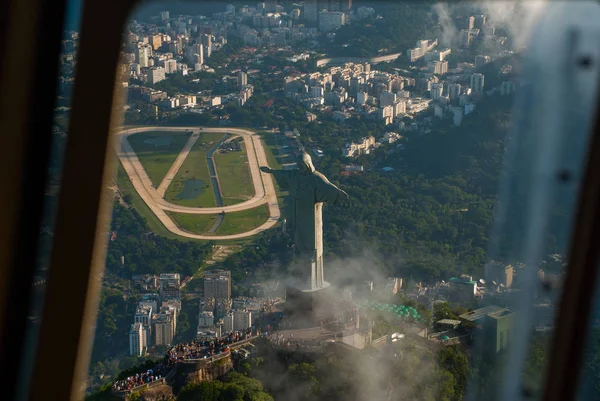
[166,328,257,363]
[111,365,168,393]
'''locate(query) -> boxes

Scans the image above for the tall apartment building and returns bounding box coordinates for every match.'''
[142,293,160,311]
[379,90,397,107]
[151,34,163,50]
[430,83,443,100]
[432,60,448,75]
[204,270,231,300]
[136,44,151,68]
[187,43,203,66]
[154,314,174,346]
[159,273,180,300]
[319,11,345,32]
[129,322,146,356]
[164,59,177,74]
[147,67,166,84]
[470,73,485,92]
[448,83,462,101]
[134,303,153,326]
[265,0,278,12]
[304,0,319,22]
[237,71,248,87]
[223,312,234,333]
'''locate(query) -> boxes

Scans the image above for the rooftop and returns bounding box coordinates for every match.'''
[449,277,477,285]
[437,319,462,326]
[459,305,509,322]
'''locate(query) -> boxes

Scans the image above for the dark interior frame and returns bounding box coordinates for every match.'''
[0,1,599,400]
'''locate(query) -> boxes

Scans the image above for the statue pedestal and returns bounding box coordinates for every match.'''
[284,283,336,327]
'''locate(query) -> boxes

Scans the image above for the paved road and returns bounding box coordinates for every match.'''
[116,126,281,240]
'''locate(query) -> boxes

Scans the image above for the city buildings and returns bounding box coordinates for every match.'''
[459,306,516,355]
[304,0,319,22]
[147,67,166,84]
[159,273,180,300]
[134,303,153,326]
[223,312,234,333]
[430,83,443,100]
[136,44,151,68]
[318,11,346,32]
[485,262,514,288]
[449,275,477,302]
[204,270,232,300]
[164,59,177,74]
[343,136,376,157]
[198,311,215,328]
[470,73,485,92]
[431,60,448,75]
[237,71,248,87]
[154,314,174,346]
[233,309,253,331]
[129,322,146,356]
[448,83,462,101]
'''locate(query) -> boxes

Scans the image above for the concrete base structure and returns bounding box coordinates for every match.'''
[285,285,335,326]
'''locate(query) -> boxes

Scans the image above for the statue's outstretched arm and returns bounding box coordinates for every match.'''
[261,166,291,190]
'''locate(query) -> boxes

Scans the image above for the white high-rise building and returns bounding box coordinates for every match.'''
[430,83,443,100]
[164,59,177,74]
[154,314,174,346]
[147,67,166,84]
[433,60,448,75]
[448,83,462,101]
[237,71,248,87]
[160,11,169,22]
[470,73,485,92]
[379,90,396,107]
[129,322,146,356]
[188,43,203,66]
[136,44,151,68]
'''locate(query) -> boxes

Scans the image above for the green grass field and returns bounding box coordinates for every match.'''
[115,160,202,242]
[166,204,270,236]
[127,130,192,186]
[166,212,218,234]
[164,132,225,208]
[217,204,270,235]
[213,140,254,206]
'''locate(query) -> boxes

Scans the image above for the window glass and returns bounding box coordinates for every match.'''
[82,1,599,400]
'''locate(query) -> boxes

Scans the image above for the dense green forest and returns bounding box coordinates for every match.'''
[105,204,213,278]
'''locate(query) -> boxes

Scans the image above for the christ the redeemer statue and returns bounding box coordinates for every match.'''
[261,152,348,291]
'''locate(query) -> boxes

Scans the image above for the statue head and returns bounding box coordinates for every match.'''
[298,152,315,174]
